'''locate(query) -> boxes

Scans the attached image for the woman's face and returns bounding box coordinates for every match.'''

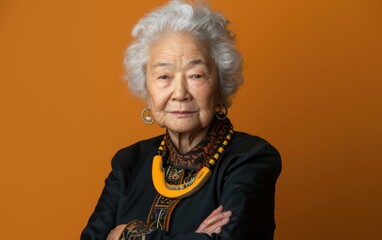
[145,33,220,135]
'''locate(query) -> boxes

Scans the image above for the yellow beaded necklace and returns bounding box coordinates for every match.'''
[152,127,234,199]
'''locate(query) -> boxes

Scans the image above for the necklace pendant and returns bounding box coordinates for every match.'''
[167,167,183,183]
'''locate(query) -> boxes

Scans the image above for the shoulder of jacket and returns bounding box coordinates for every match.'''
[226,131,281,169]
[230,131,275,151]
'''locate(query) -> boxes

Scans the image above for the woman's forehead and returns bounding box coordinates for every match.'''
[148,34,212,67]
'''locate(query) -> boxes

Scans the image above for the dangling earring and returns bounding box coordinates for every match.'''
[141,107,155,125]
[215,104,228,120]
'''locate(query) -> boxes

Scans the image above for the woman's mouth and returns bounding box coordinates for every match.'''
[170,111,195,117]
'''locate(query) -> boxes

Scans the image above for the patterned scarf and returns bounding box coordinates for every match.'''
[164,117,232,170]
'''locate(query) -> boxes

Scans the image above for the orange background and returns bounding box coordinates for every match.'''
[0,0,381,239]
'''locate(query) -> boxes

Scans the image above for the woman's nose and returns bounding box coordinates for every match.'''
[171,74,191,101]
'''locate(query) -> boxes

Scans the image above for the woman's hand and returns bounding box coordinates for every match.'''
[106,224,127,240]
[195,205,232,236]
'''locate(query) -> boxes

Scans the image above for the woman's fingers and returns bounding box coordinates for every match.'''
[196,205,232,236]
[197,211,232,235]
[195,206,222,232]
[205,214,231,234]
[106,224,127,240]
[202,209,232,227]
[209,205,224,217]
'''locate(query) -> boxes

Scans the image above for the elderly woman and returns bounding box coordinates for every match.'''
[81,1,281,239]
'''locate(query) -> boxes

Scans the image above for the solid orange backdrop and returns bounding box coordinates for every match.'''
[0,0,381,239]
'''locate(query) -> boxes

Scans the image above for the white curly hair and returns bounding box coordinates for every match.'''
[124,0,243,107]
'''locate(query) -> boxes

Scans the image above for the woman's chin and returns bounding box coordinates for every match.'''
[165,119,202,135]
[159,113,214,134]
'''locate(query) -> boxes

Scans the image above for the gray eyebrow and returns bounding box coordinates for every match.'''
[154,62,173,68]
[188,59,207,66]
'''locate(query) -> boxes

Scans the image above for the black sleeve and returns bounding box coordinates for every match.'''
[81,151,123,240]
[81,150,218,240]
[119,219,217,240]
[218,140,282,239]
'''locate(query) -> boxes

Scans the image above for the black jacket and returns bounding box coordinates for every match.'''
[81,132,281,240]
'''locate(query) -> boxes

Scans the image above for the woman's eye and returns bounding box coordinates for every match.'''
[190,74,203,79]
[158,75,169,80]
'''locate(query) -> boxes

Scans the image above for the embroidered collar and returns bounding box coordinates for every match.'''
[164,117,232,171]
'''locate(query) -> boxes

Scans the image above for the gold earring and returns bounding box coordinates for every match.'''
[141,107,155,125]
[215,104,228,120]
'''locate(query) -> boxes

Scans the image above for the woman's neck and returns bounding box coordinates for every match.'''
[167,127,209,154]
